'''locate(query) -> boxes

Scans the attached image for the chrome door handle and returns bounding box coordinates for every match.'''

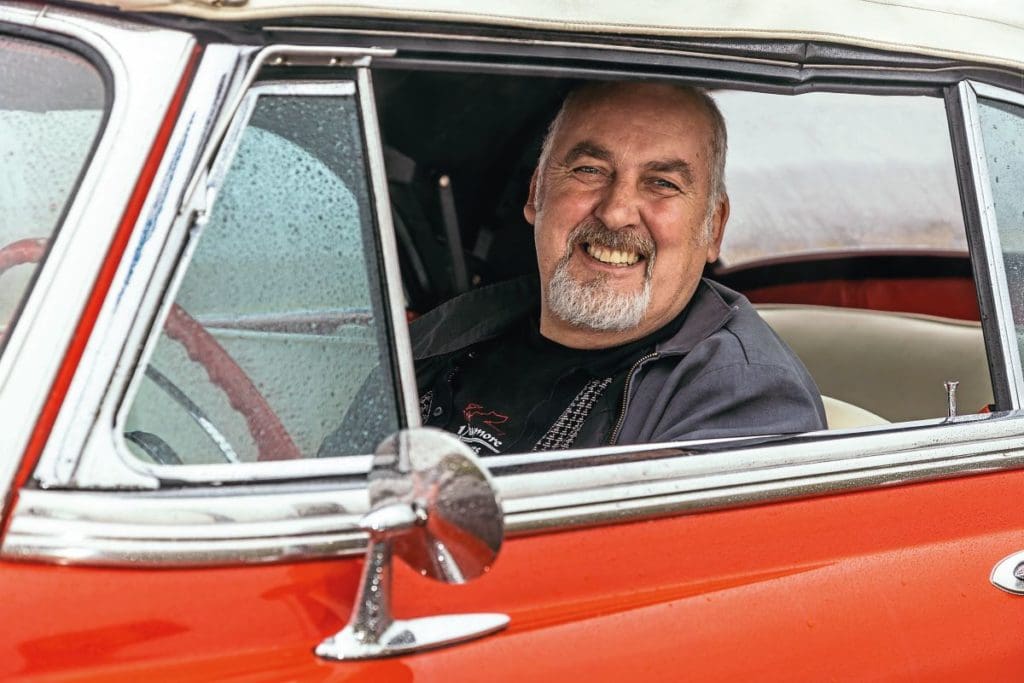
[991,551,1024,594]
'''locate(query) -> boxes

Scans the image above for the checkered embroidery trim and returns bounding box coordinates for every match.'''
[419,390,434,423]
[533,377,613,452]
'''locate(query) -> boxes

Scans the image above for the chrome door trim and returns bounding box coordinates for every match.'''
[0,6,196,501]
[7,414,1024,566]
[4,484,369,566]
[957,80,1024,409]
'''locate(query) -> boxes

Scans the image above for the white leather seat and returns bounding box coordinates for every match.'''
[821,395,889,429]
[758,304,993,423]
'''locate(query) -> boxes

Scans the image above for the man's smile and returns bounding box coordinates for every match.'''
[583,242,643,266]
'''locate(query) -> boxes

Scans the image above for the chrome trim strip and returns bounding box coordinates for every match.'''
[6,415,1024,566]
[958,80,1024,408]
[356,67,422,427]
[971,81,1024,108]
[5,485,368,566]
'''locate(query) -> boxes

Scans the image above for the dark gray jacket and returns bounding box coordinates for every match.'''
[411,276,826,447]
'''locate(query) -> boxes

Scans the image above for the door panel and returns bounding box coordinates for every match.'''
[2,468,1022,680]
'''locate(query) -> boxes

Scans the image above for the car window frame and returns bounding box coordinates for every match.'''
[954,80,1024,410]
[11,34,1024,567]
[44,42,1024,481]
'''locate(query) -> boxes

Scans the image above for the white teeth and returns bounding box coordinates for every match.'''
[585,243,640,266]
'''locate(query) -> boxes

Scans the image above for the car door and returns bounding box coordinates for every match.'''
[4,17,1024,683]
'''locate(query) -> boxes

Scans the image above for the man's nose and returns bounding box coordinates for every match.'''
[593,175,641,230]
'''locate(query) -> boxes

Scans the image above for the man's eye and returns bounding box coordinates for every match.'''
[573,166,603,175]
[650,178,681,192]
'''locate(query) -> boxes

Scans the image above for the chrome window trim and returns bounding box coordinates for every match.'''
[266,26,798,68]
[36,46,403,489]
[6,414,1024,566]
[0,6,196,500]
[972,81,1024,109]
[109,78,406,482]
[178,45,396,211]
[957,80,1024,409]
[109,79,374,483]
[356,66,421,427]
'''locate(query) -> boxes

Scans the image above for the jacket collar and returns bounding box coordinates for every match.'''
[654,278,741,357]
[411,275,740,361]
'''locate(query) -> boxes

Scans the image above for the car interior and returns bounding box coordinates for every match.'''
[370,68,993,431]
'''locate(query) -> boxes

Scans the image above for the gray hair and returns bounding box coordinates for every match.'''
[537,82,728,213]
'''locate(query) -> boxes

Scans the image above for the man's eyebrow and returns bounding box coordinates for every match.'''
[644,158,695,185]
[562,141,613,165]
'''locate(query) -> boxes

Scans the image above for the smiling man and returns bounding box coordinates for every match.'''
[412,82,826,454]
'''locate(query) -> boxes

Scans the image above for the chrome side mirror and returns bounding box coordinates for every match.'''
[316,428,509,660]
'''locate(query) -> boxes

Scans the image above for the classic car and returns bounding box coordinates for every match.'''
[3,0,1024,679]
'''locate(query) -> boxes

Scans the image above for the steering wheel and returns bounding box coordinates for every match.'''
[0,237,301,462]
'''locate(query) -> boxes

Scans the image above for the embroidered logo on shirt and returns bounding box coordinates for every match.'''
[462,403,509,435]
[456,424,503,454]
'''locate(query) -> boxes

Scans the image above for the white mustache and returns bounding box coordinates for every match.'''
[566,218,655,259]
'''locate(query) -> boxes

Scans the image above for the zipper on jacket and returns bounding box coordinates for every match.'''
[607,351,660,445]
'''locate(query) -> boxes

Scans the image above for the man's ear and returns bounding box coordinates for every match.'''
[523,168,540,225]
[705,193,730,263]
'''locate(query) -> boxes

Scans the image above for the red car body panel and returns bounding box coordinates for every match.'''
[3,468,1023,681]
[4,6,1024,681]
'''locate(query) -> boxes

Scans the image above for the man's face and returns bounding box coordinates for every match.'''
[525,83,728,347]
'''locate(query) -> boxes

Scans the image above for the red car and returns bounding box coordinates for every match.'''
[3,1,1024,680]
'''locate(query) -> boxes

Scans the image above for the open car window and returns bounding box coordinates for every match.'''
[373,74,991,446]
[11,32,1024,578]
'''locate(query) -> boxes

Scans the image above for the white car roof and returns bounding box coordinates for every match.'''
[88,0,1024,69]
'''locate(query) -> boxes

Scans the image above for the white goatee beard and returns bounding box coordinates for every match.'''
[547,257,653,332]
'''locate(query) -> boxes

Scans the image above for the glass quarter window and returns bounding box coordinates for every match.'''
[123,82,400,466]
